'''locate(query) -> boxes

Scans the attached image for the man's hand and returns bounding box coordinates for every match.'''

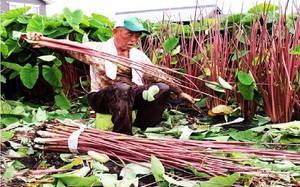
[179,92,195,106]
[178,92,202,113]
[23,32,43,48]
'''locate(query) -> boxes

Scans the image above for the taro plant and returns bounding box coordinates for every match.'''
[1,7,113,109]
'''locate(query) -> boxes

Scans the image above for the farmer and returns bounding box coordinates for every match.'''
[25,15,195,135]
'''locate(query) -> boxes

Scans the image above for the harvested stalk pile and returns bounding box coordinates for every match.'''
[34,120,300,177]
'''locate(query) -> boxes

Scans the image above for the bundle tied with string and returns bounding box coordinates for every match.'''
[34,119,300,178]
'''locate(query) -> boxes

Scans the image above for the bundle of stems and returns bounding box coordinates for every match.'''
[24,35,221,100]
[34,120,300,177]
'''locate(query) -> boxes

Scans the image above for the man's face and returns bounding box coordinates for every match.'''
[113,27,142,51]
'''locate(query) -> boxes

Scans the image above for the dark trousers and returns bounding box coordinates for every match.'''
[88,82,170,135]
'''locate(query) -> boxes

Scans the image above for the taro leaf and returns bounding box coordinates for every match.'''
[5,38,22,57]
[1,7,31,20]
[163,174,197,187]
[92,13,114,27]
[238,82,254,100]
[20,63,39,89]
[63,8,84,28]
[38,55,57,62]
[98,174,118,187]
[91,160,109,172]
[0,75,6,83]
[205,82,225,93]
[212,105,233,115]
[26,15,45,33]
[82,33,89,43]
[171,45,181,56]
[151,155,165,182]
[0,131,14,142]
[65,57,75,63]
[0,41,8,58]
[55,93,71,110]
[1,25,7,38]
[228,130,260,142]
[201,173,240,187]
[47,27,71,38]
[218,76,232,90]
[32,107,47,122]
[52,173,101,187]
[2,165,15,179]
[290,45,300,55]
[238,71,254,85]
[1,62,22,72]
[120,162,151,180]
[162,36,179,53]
[1,116,20,126]
[248,3,279,14]
[42,65,62,87]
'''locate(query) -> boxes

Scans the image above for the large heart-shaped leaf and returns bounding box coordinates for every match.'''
[26,15,45,33]
[20,63,39,89]
[1,62,22,72]
[237,71,254,85]
[55,93,71,110]
[1,7,30,20]
[63,8,84,28]
[162,36,179,53]
[238,82,254,100]
[42,65,62,87]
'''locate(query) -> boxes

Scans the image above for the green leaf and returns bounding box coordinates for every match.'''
[92,13,114,27]
[32,107,47,122]
[26,15,45,33]
[1,25,7,38]
[1,7,31,20]
[151,155,165,182]
[20,64,39,89]
[290,45,300,55]
[0,75,6,83]
[65,57,75,63]
[202,173,240,187]
[120,162,151,180]
[82,33,89,43]
[218,77,232,90]
[163,174,197,187]
[55,93,71,110]
[38,55,57,62]
[162,36,179,53]
[248,3,279,14]
[0,41,8,58]
[52,173,101,187]
[1,62,22,72]
[238,82,254,100]
[98,174,118,187]
[63,8,84,28]
[0,131,14,142]
[5,38,22,57]
[237,71,254,85]
[42,65,62,87]
[2,165,15,179]
[205,82,225,93]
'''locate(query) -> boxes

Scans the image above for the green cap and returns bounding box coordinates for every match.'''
[114,15,150,34]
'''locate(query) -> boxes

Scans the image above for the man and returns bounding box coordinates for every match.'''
[25,15,194,135]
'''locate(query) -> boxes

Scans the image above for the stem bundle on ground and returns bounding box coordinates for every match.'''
[34,120,300,177]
